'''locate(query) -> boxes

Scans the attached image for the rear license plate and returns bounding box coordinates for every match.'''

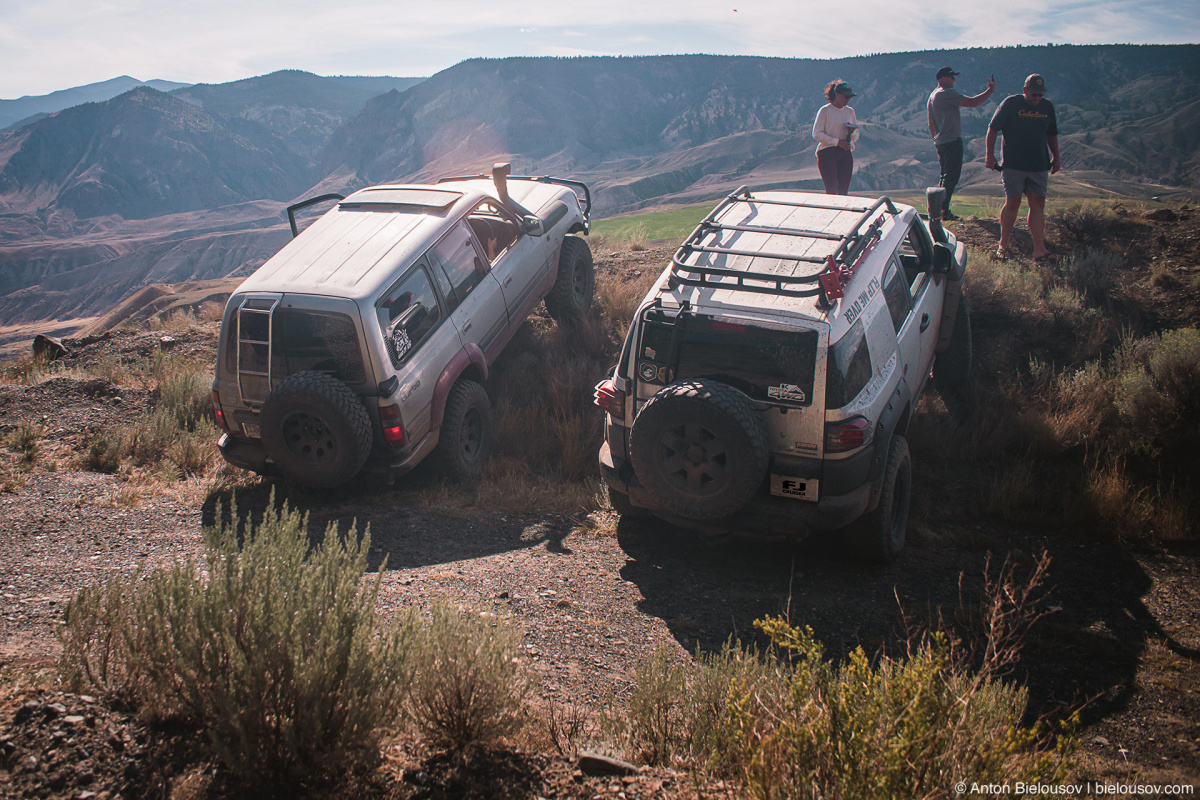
[242,422,261,438]
[770,475,818,502]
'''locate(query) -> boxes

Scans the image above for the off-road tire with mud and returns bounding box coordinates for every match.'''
[435,379,492,480]
[843,436,911,562]
[629,379,769,520]
[932,293,973,422]
[545,236,595,322]
[259,371,373,489]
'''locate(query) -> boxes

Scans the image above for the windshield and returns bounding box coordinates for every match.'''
[637,312,819,406]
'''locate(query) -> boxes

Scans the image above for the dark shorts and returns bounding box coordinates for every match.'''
[1001,168,1049,198]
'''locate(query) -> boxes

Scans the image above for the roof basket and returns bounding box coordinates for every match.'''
[668,186,899,306]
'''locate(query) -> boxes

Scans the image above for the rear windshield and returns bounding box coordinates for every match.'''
[223,305,366,389]
[637,312,818,406]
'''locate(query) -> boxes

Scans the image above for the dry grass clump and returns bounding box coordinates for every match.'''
[604,554,1075,796]
[58,497,534,792]
[405,601,529,753]
[611,555,1074,799]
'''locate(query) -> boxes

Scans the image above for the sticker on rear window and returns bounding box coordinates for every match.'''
[768,384,807,403]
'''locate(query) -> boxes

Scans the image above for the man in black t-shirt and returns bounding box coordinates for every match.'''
[985,74,1061,261]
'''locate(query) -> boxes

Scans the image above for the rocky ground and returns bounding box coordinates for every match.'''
[1,219,1198,798]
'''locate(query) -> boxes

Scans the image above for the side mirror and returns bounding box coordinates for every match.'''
[522,216,544,237]
[932,242,965,280]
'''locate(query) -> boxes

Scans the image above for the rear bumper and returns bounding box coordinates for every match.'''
[218,434,277,475]
[217,432,434,480]
[599,440,873,539]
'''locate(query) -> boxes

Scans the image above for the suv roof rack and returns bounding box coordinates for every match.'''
[436,172,592,218]
[668,186,900,305]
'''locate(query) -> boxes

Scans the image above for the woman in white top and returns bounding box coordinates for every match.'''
[812,80,860,195]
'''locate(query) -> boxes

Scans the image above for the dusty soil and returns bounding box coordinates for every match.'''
[1,224,1199,798]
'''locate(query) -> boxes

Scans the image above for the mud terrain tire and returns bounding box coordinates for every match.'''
[932,293,973,422]
[545,236,594,323]
[260,371,373,488]
[843,435,911,563]
[435,379,492,480]
[629,379,769,520]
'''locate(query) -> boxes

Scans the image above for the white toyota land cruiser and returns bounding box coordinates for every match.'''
[213,164,593,488]
[594,187,970,561]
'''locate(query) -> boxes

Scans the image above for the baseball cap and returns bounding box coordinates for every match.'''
[936,67,959,79]
[834,82,856,97]
[1025,74,1047,91]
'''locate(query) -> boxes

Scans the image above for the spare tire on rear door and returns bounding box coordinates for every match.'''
[259,371,373,489]
[629,379,769,520]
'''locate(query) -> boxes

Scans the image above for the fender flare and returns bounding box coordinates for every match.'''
[865,377,912,512]
[431,343,487,429]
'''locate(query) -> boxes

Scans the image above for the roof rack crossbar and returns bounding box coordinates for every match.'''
[671,254,824,286]
[699,219,843,242]
[678,243,828,264]
[669,272,823,298]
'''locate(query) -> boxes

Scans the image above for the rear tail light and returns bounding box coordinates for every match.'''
[594,378,625,417]
[211,389,230,433]
[379,404,407,447]
[824,416,873,453]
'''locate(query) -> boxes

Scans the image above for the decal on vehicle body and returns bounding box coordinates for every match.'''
[844,276,881,325]
[399,379,421,403]
[768,384,807,403]
[794,441,819,455]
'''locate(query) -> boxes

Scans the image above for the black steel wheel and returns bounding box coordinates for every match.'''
[843,435,912,563]
[933,293,973,422]
[435,379,492,480]
[628,379,769,520]
[259,371,373,489]
[545,236,594,323]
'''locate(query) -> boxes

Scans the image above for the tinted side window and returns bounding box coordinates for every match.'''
[432,223,486,302]
[826,319,872,408]
[377,265,443,368]
[882,260,911,333]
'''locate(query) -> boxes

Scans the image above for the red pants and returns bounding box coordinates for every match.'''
[818,147,854,195]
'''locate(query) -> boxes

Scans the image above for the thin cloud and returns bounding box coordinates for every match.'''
[0,0,1194,97]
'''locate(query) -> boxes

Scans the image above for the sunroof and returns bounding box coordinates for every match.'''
[339,187,462,211]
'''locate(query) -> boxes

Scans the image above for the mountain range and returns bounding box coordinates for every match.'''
[0,45,1197,326]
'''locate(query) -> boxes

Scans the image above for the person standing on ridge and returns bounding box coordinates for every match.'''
[986,73,1061,261]
[813,80,860,196]
[927,66,995,220]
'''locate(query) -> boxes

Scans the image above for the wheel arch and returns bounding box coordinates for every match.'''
[431,343,488,429]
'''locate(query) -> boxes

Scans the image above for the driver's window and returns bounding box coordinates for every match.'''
[466,201,520,264]
[377,264,442,368]
[898,224,933,286]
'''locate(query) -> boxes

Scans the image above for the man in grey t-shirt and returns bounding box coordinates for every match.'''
[927,67,995,220]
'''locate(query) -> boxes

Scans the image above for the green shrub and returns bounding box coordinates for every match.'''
[406,601,529,753]
[7,419,43,464]
[158,369,212,431]
[59,497,414,789]
[1114,328,1200,455]
[1059,248,1121,303]
[622,620,1073,800]
[84,431,124,473]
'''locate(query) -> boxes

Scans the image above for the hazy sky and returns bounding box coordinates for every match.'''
[1,0,1197,99]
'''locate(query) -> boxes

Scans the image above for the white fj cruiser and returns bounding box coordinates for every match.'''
[594,187,970,560]
[212,164,594,488]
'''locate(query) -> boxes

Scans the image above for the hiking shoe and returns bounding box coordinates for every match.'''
[942,210,960,221]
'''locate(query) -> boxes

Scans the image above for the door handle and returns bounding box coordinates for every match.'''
[503,276,513,287]
[920,313,930,332]
[462,320,473,333]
